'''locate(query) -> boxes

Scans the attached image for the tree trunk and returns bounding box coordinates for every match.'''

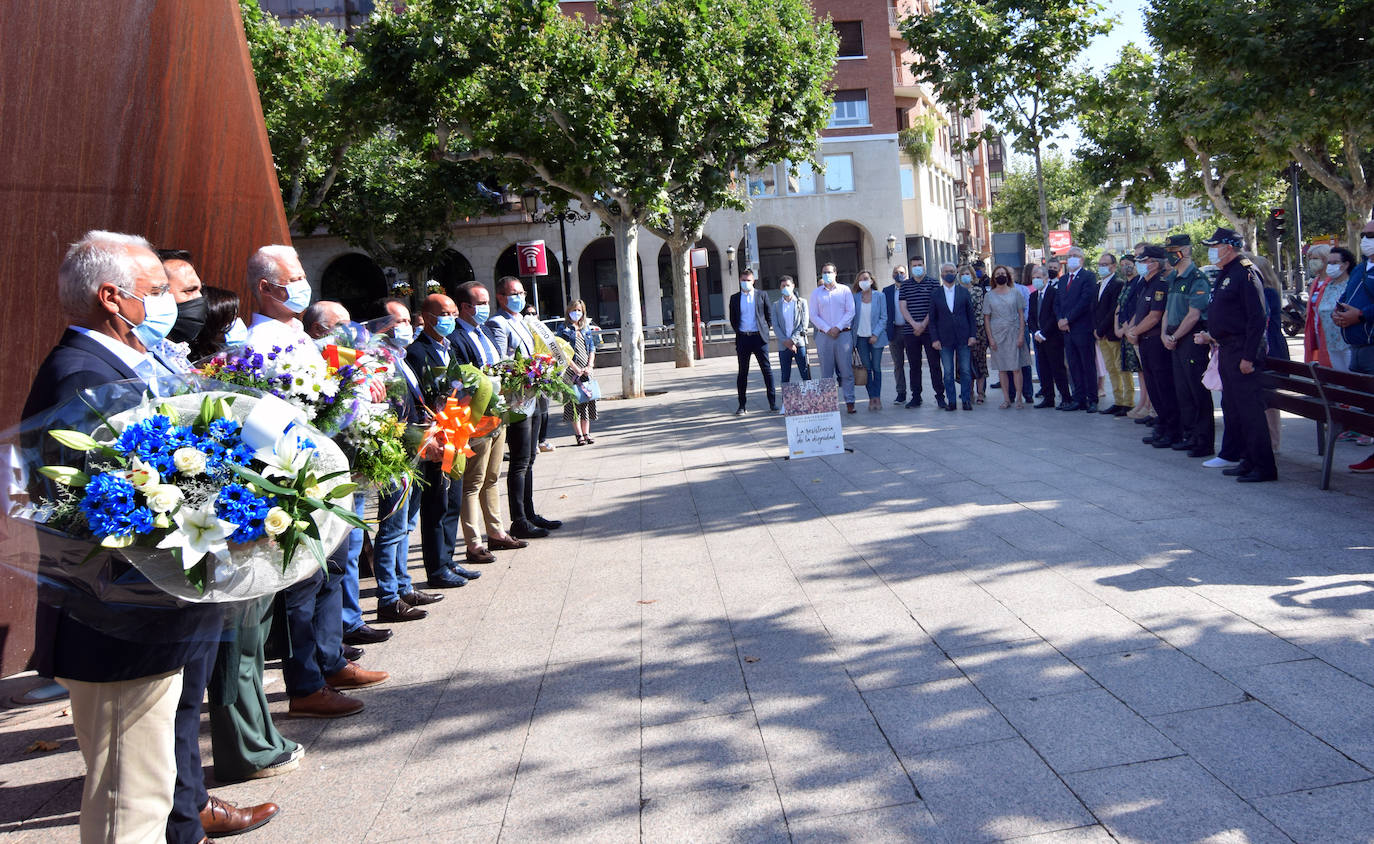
[668,237,695,368]
[612,216,645,398]
[1032,141,1051,256]
[1289,140,1374,250]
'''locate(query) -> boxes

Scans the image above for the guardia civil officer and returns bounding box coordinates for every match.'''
[1195,227,1276,483]
[1125,245,1181,448]
[1161,234,1214,458]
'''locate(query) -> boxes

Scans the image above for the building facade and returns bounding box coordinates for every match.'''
[270,0,992,330]
[1101,193,1213,256]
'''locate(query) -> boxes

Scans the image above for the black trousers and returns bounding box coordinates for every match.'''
[1064,329,1097,405]
[1171,331,1214,450]
[1139,334,1180,441]
[419,459,463,577]
[167,638,219,843]
[1219,343,1276,476]
[1033,337,1070,403]
[734,332,776,409]
[506,414,538,524]
[902,331,944,402]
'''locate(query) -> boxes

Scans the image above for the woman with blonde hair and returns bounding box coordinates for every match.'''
[852,269,889,410]
[557,299,599,445]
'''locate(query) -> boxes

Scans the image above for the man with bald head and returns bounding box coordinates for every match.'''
[408,292,473,588]
[302,301,350,340]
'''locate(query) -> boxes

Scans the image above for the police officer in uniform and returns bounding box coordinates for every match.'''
[1196,227,1276,482]
[1161,234,1215,457]
[1125,244,1181,447]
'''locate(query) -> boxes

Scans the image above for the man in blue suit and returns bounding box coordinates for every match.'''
[929,265,979,410]
[1054,246,1101,411]
[1332,220,1374,471]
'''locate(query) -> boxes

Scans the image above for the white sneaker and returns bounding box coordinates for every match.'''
[1202,457,1240,468]
[538,441,555,453]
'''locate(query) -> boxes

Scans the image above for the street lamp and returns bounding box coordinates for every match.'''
[886,233,897,259]
[520,190,591,314]
[725,244,736,272]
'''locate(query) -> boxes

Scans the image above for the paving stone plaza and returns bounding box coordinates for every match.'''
[3,352,1373,842]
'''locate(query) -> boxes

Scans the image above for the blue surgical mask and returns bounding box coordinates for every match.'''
[1066,256,1082,271]
[959,274,972,285]
[568,310,583,322]
[821,272,835,286]
[433,315,456,336]
[910,266,925,278]
[391,323,414,344]
[942,273,957,284]
[276,279,312,313]
[224,318,248,346]
[506,294,525,313]
[118,288,178,347]
[473,304,490,324]
[740,280,754,292]
[781,286,794,299]
[1207,247,1221,266]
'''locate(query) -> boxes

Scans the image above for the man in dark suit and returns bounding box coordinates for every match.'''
[1028,263,1071,408]
[407,293,475,587]
[1054,246,1101,411]
[728,268,777,414]
[22,231,271,843]
[929,269,978,410]
[1092,253,1129,415]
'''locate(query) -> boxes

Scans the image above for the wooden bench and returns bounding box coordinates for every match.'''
[1260,358,1328,465]
[1310,364,1374,490]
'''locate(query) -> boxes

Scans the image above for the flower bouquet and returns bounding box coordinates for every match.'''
[30,387,364,602]
[485,353,578,421]
[416,363,502,479]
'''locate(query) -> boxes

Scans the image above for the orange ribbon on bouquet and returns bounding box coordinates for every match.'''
[419,396,500,476]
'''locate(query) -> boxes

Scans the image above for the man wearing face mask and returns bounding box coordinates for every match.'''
[897,256,945,409]
[809,262,858,412]
[1028,262,1070,408]
[1054,246,1100,411]
[728,268,777,414]
[1196,228,1275,482]
[1126,245,1182,449]
[886,266,908,404]
[1161,234,1215,457]
[1092,253,1129,416]
[772,274,810,387]
[929,263,978,410]
[159,249,206,350]
[1332,222,1374,471]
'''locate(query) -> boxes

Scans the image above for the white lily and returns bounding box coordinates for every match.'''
[123,456,161,490]
[254,431,316,480]
[157,506,237,570]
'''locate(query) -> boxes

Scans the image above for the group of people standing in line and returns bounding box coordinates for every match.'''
[728,226,1292,483]
[21,232,597,844]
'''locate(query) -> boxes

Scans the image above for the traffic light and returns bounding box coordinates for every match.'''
[1270,207,1287,240]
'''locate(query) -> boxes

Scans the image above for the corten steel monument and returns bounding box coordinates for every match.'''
[0,1,289,675]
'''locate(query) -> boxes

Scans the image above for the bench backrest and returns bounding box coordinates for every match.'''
[1260,359,1325,419]
[1312,364,1374,437]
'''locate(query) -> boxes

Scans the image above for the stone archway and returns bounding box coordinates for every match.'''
[576,237,644,329]
[734,226,799,292]
[320,252,388,321]
[431,249,476,298]
[494,243,566,317]
[655,238,724,325]
[814,221,872,288]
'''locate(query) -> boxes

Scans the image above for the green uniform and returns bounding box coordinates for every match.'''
[1164,264,1210,332]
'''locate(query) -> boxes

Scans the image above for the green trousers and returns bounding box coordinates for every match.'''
[207,595,297,781]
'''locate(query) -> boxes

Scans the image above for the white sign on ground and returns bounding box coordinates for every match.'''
[781,378,844,458]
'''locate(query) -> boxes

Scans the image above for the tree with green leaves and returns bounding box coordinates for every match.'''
[987,156,1111,253]
[360,0,835,395]
[902,0,1111,254]
[1146,0,1374,248]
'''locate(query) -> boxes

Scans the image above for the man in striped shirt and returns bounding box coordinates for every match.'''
[898,256,946,409]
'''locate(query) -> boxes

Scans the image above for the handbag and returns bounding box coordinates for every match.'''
[851,347,868,387]
[1202,346,1221,391]
[574,377,602,403]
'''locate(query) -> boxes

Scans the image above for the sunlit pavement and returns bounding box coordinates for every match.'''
[4,349,1374,842]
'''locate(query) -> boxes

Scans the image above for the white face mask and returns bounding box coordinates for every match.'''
[224,317,248,346]
[1032,277,1046,291]
[568,310,582,322]
[391,323,414,344]
[1098,265,1112,275]
[740,280,753,292]
[276,278,312,313]
[858,279,872,290]
[1326,263,1344,278]
[1207,247,1221,266]
[910,265,925,278]
[1066,256,1082,271]
[780,286,794,299]
[1362,236,1374,258]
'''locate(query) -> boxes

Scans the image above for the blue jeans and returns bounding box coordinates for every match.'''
[855,336,884,399]
[372,482,419,607]
[283,563,346,698]
[778,343,811,383]
[341,491,367,633]
[940,344,972,404]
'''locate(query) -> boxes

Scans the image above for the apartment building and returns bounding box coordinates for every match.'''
[265,0,993,329]
[1101,193,1213,256]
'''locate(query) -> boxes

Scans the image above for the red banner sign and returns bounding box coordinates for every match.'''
[516,240,547,276]
[1047,230,1073,255]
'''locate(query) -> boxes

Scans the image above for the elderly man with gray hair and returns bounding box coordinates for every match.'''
[1053,245,1101,412]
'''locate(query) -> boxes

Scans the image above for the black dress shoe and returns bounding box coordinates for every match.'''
[1057,401,1078,410]
[1187,447,1214,458]
[448,563,482,580]
[905,398,922,408]
[1237,471,1277,483]
[734,406,746,416]
[1113,406,1131,417]
[343,645,364,661]
[1034,399,1055,409]
[944,404,956,412]
[769,404,779,413]
[962,400,973,410]
[400,589,444,606]
[1170,441,1193,451]
[1085,403,1098,413]
[893,396,906,405]
[936,398,949,409]
[343,623,393,645]
[377,600,427,622]
[427,572,468,589]
[1152,437,1180,449]
[511,521,550,539]
[531,515,563,530]
[1222,463,1255,477]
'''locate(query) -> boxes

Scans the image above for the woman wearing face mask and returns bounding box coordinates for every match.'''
[1302,245,1341,368]
[189,286,243,361]
[852,270,889,410]
[960,263,991,402]
[557,299,599,445]
[1113,257,1147,419]
[984,264,1029,408]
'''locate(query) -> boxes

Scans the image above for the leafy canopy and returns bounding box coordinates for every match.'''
[987,156,1112,251]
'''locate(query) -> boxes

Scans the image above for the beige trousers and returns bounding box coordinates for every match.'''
[461,427,507,545]
[1098,338,1133,406]
[61,669,181,844]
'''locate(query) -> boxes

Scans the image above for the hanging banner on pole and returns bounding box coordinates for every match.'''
[743,222,760,276]
[1047,230,1073,255]
[517,240,548,276]
[781,378,845,458]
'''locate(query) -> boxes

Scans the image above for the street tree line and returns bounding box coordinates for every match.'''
[240,0,837,398]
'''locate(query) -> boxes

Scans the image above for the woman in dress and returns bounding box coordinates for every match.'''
[983,264,1030,408]
[557,299,599,445]
[1114,256,1149,420]
[962,264,991,403]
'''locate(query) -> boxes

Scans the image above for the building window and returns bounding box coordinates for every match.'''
[900,166,915,199]
[1165,200,1175,211]
[789,159,817,195]
[823,154,855,192]
[747,166,777,197]
[834,21,864,58]
[829,90,869,127]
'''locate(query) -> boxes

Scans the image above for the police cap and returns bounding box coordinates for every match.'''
[1201,227,1244,247]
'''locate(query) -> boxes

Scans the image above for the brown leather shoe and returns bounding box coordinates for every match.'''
[377,600,427,623]
[399,589,444,606]
[200,795,279,836]
[325,661,389,690]
[288,685,364,719]
[465,544,498,563]
[487,535,528,551]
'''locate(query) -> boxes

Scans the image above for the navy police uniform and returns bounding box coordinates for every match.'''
[1134,260,1180,445]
